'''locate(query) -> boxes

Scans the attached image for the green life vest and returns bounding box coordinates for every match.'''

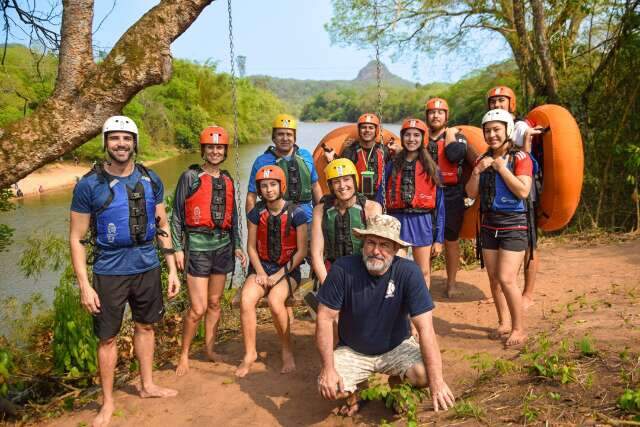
[322,193,367,262]
[268,145,312,203]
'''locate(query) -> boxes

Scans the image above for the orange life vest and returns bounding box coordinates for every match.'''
[427,134,461,186]
[256,201,298,266]
[184,168,234,232]
[386,159,437,212]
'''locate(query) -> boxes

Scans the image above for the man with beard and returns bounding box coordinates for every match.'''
[425,98,468,297]
[69,116,180,427]
[324,113,392,200]
[315,214,454,416]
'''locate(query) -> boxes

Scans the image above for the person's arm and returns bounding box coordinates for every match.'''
[412,311,455,411]
[246,161,259,213]
[311,182,323,205]
[171,173,190,271]
[310,203,328,284]
[465,156,494,199]
[69,211,101,314]
[155,203,180,299]
[245,191,257,214]
[443,128,467,163]
[316,303,344,400]
[492,153,532,199]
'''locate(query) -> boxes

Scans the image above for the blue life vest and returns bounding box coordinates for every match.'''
[479,151,529,214]
[89,164,158,248]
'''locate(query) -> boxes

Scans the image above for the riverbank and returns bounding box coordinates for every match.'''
[11,158,171,198]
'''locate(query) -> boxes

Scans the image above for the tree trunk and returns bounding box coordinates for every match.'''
[0,0,214,188]
[530,0,560,102]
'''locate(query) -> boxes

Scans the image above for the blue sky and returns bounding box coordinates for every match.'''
[15,1,512,83]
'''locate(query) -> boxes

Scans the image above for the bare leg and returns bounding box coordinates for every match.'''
[444,239,461,297]
[135,323,177,398]
[483,249,510,338]
[235,275,265,378]
[412,245,432,289]
[497,249,527,346]
[267,278,298,374]
[176,274,207,376]
[93,337,117,427]
[205,273,226,362]
[522,248,538,311]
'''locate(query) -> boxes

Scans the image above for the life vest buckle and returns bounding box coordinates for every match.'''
[212,212,224,220]
[131,224,144,234]
[129,192,142,200]
[213,196,224,203]
[213,181,224,190]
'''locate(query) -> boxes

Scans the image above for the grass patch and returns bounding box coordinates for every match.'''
[452,399,485,421]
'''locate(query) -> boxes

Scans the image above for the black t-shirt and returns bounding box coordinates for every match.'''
[317,255,434,355]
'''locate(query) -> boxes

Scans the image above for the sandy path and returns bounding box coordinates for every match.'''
[44,238,640,426]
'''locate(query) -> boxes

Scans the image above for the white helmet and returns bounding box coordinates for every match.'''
[481,109,514,139]
[102,115,139,150]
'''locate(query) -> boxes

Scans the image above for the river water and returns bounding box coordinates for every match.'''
[0,122,400,306]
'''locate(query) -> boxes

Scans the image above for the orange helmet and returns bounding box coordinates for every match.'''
[255,165,287,196]
[200,126,229,145]
[425,97,449,115]
[357,113,380,127]
[486,86,517,113]
[400,118,428,135]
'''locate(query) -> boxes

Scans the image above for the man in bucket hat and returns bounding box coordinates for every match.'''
[315,214,454,416]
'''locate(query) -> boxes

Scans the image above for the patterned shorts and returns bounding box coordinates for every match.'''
[334,337,423,392]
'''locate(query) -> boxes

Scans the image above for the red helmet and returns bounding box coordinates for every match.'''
[425,97,449,114]
[200,126,229,145]
[400,118,428,135]
[486,86,517,113]
[255,165,287,196]
[357,113,380,127]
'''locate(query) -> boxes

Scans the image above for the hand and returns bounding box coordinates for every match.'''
[175,251,185,272]
[474,156,494,174]
[80,286,101,315]
[323,148,336,163]
[491,156,507,172]
[431,242,443,257]
[255,274,269,287]
[235,249,247,269]
[317,366,344,400]
[387,137,401,155]
[267,271,283,288]
[167,272,181,299]
[445,127,459,141]
[429,378,455,412]
[526,126,545,138]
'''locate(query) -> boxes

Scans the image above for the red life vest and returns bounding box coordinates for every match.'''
[427,134,461,186]
[386,159,437,212]
[184,168,234,232]
[256,201,298,266]
[342,142,386,197]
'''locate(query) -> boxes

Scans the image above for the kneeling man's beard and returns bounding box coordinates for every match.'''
[363,253,392,274]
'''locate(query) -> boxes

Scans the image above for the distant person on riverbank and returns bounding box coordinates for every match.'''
[170,125,246,376]
[315,214,454,416]
[236,165,308,378]
[245,114,323,223]
[69,115,181,427]
[323,113,392,200]
[486,86,543,310]
[425,98,468,297]
[465,109,533,347]
[380,118,445,289]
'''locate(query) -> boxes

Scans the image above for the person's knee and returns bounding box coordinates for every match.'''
[267,292,286,312]
[99,336,117,348]
[404,363,428,388]
[134,322,154,334]
[207,296,222,313]
[497,271,517,288]
[188,303,207,320]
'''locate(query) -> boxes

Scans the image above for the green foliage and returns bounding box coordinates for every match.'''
[0,188,15,252]
[575,335,598,357]
[522,336,576,384]
[452,399,485,421]
[522,390,540,423]
[360,377,427,426]
[618,388,640,416]
[0,347,14,398]
[466,352,494,379]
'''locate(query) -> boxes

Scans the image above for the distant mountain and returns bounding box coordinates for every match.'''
[248,61,415,114]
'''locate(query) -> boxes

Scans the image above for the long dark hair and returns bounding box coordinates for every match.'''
[391,143,440,186]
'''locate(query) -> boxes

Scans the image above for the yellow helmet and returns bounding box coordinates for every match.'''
[272,114,297,130]
[324,158,359,188]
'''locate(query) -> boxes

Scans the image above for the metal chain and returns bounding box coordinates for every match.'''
[227,0,245,279]
[373,0,387,213]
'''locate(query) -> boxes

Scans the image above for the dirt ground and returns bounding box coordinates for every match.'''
[43,236,640,426]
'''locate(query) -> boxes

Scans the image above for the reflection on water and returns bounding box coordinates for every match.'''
[0,122,400,305]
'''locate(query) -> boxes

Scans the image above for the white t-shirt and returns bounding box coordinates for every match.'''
[513,120,530,148]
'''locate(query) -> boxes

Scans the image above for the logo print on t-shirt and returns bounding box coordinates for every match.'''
[385,279,396,299]
[193,206,201,224]
[107,223,116,243]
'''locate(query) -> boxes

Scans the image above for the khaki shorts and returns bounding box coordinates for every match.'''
[334,337,423,392]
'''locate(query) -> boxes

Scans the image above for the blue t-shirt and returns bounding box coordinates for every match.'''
[71,166,164,275]
[247,202,308,274]
[247,146,318,223]
[318,255,434,355]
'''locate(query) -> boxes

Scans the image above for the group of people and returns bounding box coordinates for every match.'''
[69,84,544,426]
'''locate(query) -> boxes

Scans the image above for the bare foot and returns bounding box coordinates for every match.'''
[505,329,528,347]
[92,401,114,427]
[175,353,189,377]
[139,384,178,398]
[480,297,494,305]
[522,295,535,311]
[332,393,363,417]
[235,353,257,378]
[280,349,296,374]
[206,349,224,363]
[489,324,510,340]
[446,284,460,298]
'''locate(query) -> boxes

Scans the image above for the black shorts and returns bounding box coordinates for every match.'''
[480,227,528,252]
[248,261,301,289]
[93,267,164,340]
[187,244,234,277]
[443,185,465,241]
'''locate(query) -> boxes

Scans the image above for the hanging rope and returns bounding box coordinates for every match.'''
[227,0,245,280]
[373,0,387,213]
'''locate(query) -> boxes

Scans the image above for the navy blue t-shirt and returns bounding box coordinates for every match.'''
[318,255,434,355]
[71,166,164,275]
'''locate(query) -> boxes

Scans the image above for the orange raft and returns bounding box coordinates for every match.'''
[312,124,399,195]
[457,126,487,240]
